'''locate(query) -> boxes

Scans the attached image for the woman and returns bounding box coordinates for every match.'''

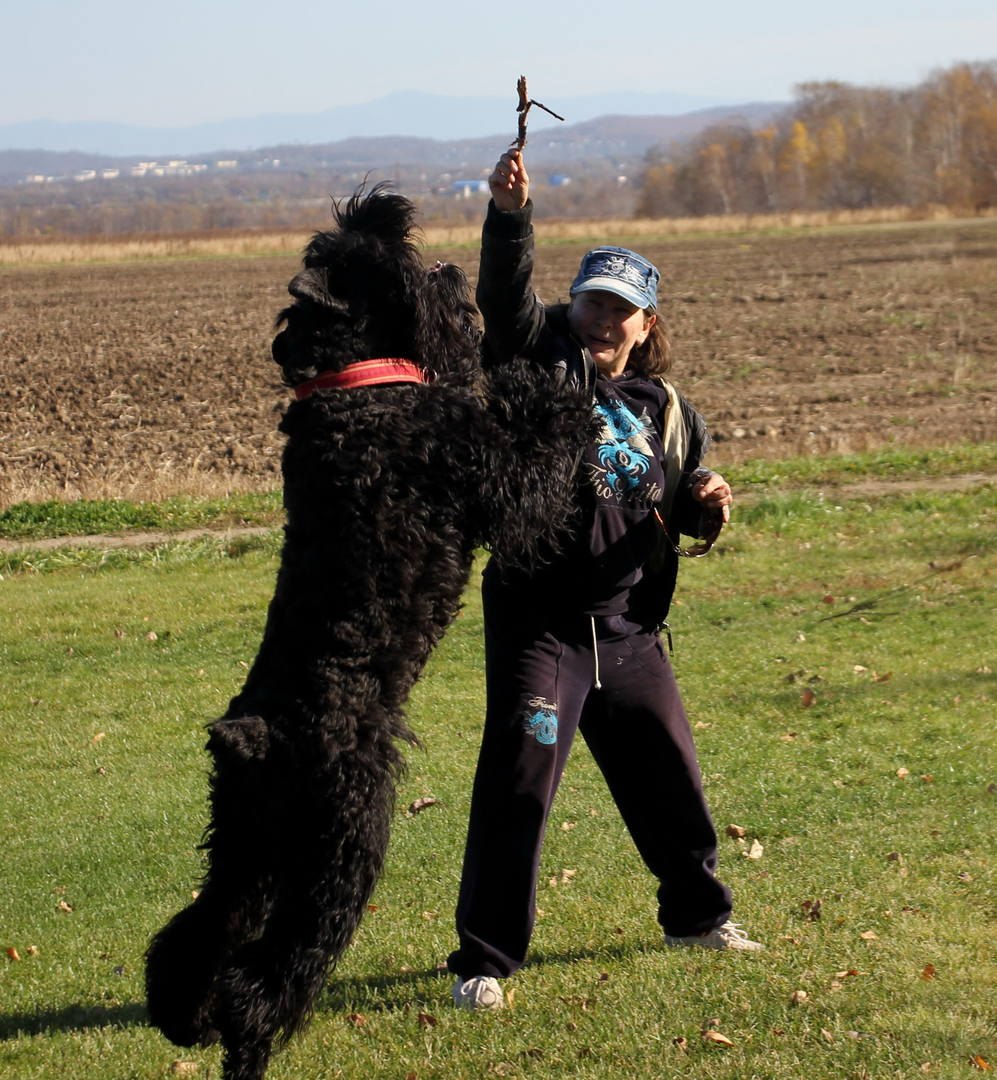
[448,149,762,1012]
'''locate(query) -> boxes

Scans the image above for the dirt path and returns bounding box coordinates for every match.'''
[2,474,990,556]
[0,525,275,555]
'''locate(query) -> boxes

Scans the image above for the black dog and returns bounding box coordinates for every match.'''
[145,187,590,1080]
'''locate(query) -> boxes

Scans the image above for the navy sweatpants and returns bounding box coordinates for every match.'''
[448,578,733,979]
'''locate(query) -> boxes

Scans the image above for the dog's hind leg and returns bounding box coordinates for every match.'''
[221,1039,272,1080]
[146,717,276,1048]
[207,742,400,1077]
[145,892,226,1047]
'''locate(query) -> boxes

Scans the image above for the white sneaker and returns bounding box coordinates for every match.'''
[665,920,764,951]
[452,975,505,1010]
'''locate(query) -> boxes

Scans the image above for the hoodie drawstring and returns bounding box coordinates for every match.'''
[590,616,602,690]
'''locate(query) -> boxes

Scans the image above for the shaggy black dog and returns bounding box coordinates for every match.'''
[145,186,591,1080]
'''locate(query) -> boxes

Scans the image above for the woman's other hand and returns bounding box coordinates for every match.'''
[692,470,733,524]
[489,149,530,211]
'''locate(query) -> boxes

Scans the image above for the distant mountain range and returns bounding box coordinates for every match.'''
[0,98,786,184]
[0,90,786,157]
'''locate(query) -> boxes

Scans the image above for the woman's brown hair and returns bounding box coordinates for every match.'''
[627,318,672,376]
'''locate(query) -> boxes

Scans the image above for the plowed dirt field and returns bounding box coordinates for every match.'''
[1,218,994,506]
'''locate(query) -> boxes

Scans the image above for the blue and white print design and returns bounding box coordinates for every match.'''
[590,397,663,505]
[521,696,558,745]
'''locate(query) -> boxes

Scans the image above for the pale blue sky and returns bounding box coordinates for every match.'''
[5,0,994,127]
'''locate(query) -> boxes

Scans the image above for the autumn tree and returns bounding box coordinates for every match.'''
[636,60,997,217]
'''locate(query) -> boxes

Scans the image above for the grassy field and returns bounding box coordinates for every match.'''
[0,450,993,1079]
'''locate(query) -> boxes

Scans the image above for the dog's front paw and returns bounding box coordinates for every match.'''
[208,716,271,764]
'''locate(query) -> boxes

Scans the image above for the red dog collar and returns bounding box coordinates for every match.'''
[294,359,427,400]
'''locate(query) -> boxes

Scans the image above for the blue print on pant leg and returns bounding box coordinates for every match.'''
[521,696,558,745]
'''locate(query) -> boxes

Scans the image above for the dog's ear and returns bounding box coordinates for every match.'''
[287,269,348,314]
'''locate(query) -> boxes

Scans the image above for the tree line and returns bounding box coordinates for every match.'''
[637,62,996,217]
[1,61,992,240]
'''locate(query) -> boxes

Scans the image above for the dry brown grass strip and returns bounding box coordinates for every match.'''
[1,205,980,267]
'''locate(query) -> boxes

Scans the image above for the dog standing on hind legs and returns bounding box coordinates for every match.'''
[144,185,592,1080]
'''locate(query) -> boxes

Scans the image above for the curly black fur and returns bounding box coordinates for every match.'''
[145,185,592,1080]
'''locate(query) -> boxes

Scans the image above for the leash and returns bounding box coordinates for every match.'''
[653,507,723,559]
[294,359,427,400]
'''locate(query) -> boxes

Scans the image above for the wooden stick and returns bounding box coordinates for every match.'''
[512,75,565,149]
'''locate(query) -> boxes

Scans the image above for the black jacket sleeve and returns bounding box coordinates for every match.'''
[476,199,550,368]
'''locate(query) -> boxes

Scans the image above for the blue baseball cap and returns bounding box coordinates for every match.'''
[569,246,660,310]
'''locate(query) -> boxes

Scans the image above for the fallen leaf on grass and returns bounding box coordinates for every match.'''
[743,839,764,860]
[561,820,577,831]
[417,1011,437,1028]
[802,899,822,920]
[820,1028,835,1043]
[672,1036,689,1052]
[873,671,892,682]
[896,767,910,779]
[56,900,73,913]
[920,964,937,980]
[789,989,808,1004]
[859,930,878,940]
[169,1063,199,1076]
[725,824,747,838]
[407,796,439,816]
[780,731,799,742]
[970,1056,992,1071]
[800,688,817,708]
[91,731,106,744]
[702,1030,734,1047]
[6,947,20,961]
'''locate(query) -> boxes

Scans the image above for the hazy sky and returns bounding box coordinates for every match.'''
[5,0,994,127]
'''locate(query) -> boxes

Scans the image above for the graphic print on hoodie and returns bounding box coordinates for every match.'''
[588,393,664,508]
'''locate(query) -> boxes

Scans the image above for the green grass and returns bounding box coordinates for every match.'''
[1,444,992,549]
[0,463,993,1079]
[0,491,283,542]
[724,442,997,490]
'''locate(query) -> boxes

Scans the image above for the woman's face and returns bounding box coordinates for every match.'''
[568,290,656,376]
